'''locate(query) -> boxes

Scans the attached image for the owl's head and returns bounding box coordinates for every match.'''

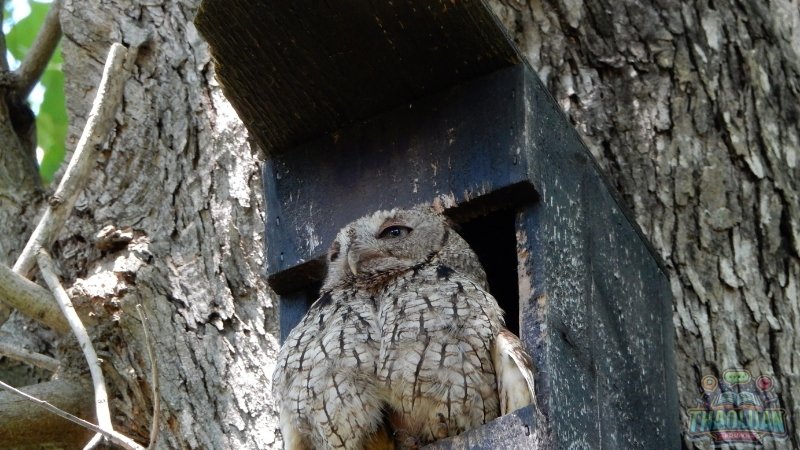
[321,205,487,290]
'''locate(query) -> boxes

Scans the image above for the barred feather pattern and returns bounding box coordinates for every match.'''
[272,205,536,450]
[272,289,386,450]
[376,263,507,448]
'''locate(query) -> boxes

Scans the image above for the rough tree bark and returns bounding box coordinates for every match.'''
[11,0,280,447]
[0,1,53,390]
[488,0,799,447]
[1,0,797,448]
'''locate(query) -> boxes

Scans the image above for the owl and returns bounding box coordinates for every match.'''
[272,227,393,450]
[273,205,536,449]
[342,205,537,448]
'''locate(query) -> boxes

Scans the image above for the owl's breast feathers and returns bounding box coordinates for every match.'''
[377,265,511,444]
[273,290,388,450]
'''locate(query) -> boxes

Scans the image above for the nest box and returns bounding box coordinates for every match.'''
[196,1,679,448]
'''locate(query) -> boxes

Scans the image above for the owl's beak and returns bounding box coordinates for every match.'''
[347,250,359,276]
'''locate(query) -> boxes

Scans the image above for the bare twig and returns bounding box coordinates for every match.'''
[0,341,59,372]
[0,379,145,450]
[82,432,103,450]
[136,304,160,448]
[14,0,62,98]
[0,379,93,446]
[0,262,69,333]
[36,250,113,441]
[13,43,129,277]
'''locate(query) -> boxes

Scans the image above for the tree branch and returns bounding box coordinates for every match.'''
[0,379,93,448]
[0,379,144,450]
[83,432,103,450]
[13,0,62,99]
[0,262,69,333]
[13,42,129,277]
[0,341,59,372]
[36,250,113,436]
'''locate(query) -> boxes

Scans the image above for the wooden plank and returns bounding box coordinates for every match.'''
[519,65,681,448]
[263,66,529,287]
[196,0,520,153]
[424,405,542,449]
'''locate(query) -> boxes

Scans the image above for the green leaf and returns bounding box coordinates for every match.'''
[5,2,50,62]
[37,68,66,183]
[6,1,68,183]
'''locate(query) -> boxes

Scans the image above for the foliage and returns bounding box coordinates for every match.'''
[6,0,66,183]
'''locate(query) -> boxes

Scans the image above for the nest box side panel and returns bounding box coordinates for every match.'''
[520,66,680,449]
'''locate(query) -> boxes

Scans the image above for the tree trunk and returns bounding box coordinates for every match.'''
[48,0,279,447]
[488,0,799,447]
[0,0,52,392]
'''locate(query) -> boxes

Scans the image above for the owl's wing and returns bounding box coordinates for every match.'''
[273,310,319,450]
[491,328,537,415]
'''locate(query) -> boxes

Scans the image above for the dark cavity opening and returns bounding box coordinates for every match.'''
[451,208,520,336]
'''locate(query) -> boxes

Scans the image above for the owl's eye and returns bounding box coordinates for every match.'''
[378,225,412,239]
[328,241,341,261]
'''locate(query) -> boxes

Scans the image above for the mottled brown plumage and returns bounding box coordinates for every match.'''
[344,205,536,447]
[273,205,536,449]
[272,229,388,450]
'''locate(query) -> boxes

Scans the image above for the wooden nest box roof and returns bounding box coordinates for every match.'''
[195,0,521,154]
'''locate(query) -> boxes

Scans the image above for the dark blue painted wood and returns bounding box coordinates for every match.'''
[263,66,529,290]
[259,65,680,448]
[518,66,680,448]
[196,0,520,152]
[425,405,541,449]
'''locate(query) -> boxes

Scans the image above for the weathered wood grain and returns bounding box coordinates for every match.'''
[195,0,521,153]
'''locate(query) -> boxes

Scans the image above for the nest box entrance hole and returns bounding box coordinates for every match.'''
[442,181,539,338]
[450,207,521,336]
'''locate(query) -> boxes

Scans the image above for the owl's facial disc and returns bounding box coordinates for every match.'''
[321,231,357,290]
[345,207,446,280]
[347,225,413,277]
[348,220,414,275]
